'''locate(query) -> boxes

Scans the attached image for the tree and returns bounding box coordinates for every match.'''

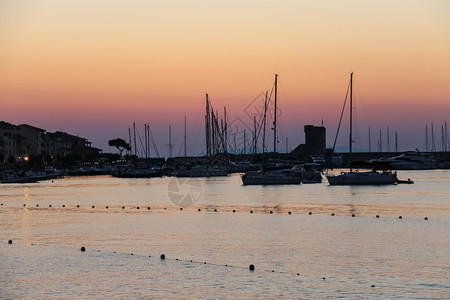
[108,138,131,158]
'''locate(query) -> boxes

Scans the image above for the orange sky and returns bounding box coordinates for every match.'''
[1,0,449,155]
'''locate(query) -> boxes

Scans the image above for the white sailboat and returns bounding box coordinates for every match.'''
[326,73,398,185]
[241,74,301,185]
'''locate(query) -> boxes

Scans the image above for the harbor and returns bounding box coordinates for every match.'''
[1,171,449,298]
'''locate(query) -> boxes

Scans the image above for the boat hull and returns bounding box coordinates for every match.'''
[326,171,398,185]
[241,174,301,185]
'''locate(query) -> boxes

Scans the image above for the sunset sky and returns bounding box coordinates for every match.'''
[1,0,449,156]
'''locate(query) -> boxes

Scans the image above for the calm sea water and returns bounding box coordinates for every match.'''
[1,170,449,299]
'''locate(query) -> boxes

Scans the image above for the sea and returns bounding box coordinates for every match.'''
[1,170,449,299]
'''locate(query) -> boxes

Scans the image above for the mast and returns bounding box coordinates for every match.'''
[368,127,371,152]
[426,124,429,152]
[168,125,173,158]
[273,73,278,164]
[133,122,137,158]
[262,91,268,163]
[184,116,187,164]
[349,72,353,173]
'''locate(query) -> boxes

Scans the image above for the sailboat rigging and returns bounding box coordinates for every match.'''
[326,73,400,185]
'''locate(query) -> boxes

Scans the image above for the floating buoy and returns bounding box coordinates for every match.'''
[77,205,80,208]
[331,213,335,216]
[180,207,183,211]
[272,270,274,272]
[371,285,375,288]
[352,214,355,217]
[214,209,217,212]
[250,210,253,214]
[376,215,379,218]
[92,205,95,209]
[49,205,52,208]
[288,211,291,215]
[160,254,165,259]
[122,206,125,209]
[424,217,428,220]
[130,253,133,255]
[62,205,65,208]
[297,273,300,276]
[8,240,12,244]
[232,209,236,213]
[204,262,207,264]
[106,206,109,209]
[147,207,150,210]
[309,212,312,215]
[23,204,26,207]
[190,260,193,262]
[323,277,326,280]
[249,264,255,271]
[36,204,39,207]
[176,258,178,261]
[80,246,86,252]
[198,208,201,212]
[137,207,140,210]
[399,216,402,219]
[164,208,166,210]
[269,211,273,214]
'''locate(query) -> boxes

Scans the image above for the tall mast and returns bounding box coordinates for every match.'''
[205,94,210,157]
[426,124,429,152]
[133,122,137,158]
[262,91,268,163]
[349,72,353,172]
[368,127,371,152]
[273,74,278,164]
[184,116,187,163]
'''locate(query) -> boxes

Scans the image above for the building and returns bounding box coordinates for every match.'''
[290,125,326,159]
[0,121,101,163]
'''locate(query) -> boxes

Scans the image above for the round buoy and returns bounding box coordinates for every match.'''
[49,205,52,208]
[198,208,201,212]
[180,207,183,211]
[399,216,402,219]
[376,215,379,218]
[272,270,274,273]
[297,273,300,276]
[23,204,26,207]
[250,210,253,214]
[371,285,375,288]
[214,209,217,212]
[269,211,273,214]
[77,205,80,208]
[137,207,140,210]
[331,213,335,216]
[176,258,178,261]
[424,217,428,220]
[8,240,12,244]
[232,209,236,213]
[204,262,207,264]
[106,206,109,209]
[309,212,312,215]
[323,277,326,280]
[36,204,39,207]
[352,214,355,217]
[92,205,95,209]
[122,206,125,209]
[62,205,65,208]
[190,260,192,262]
[147,207,150,210]
[288,211,291,215]
[80,246,86,252]
[164,208,166,210]
[130,253,133,255]
[160,254,165,259]
[249,264,255,271]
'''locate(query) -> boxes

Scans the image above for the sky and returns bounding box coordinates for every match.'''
[1,0,449,156]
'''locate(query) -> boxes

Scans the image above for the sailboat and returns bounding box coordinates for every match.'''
[326,73,398,185]
[241,74,301,185]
